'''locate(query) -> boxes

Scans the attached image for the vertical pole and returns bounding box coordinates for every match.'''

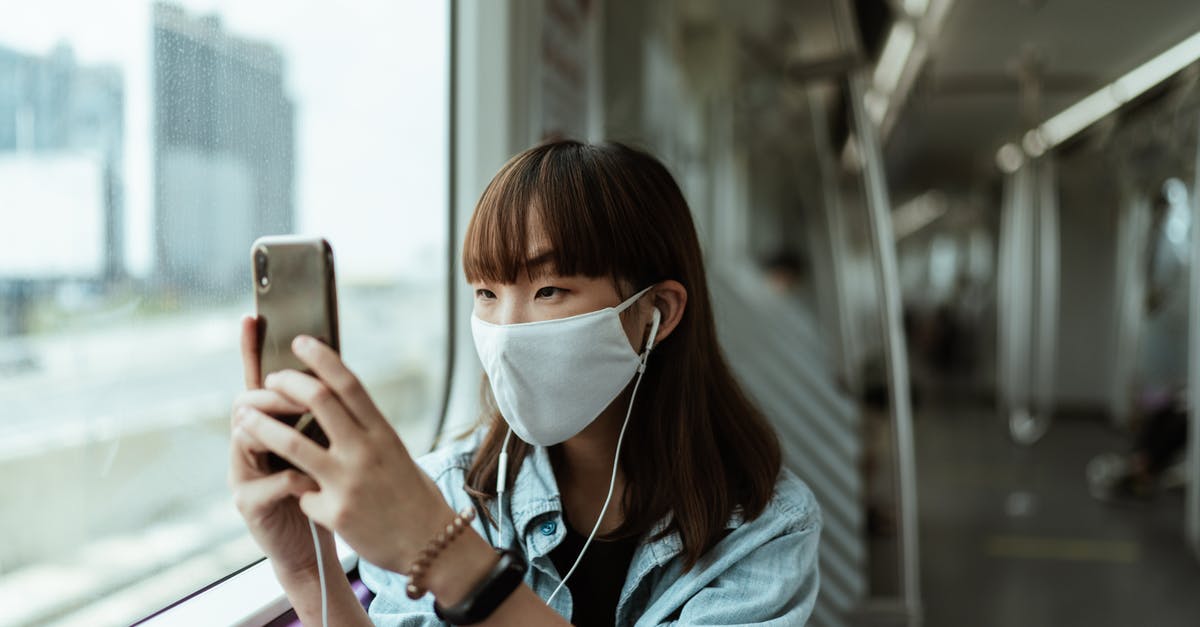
[808,88,860,393]
[997,169,1016,420]
[1013,164,1033,427]
[1187,112,1200,558]
[1000,162,1049,444]
[846,71,923,626]
[1033,158,1059,424]
[431,0,460,450]
[442,0,527,436]
[831,0,921,621]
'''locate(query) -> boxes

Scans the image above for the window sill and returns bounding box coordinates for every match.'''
[137,536,358,627]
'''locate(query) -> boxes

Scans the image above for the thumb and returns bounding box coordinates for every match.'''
[298,490,333,528]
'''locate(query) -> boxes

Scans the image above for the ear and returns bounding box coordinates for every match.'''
[648,280,687,346]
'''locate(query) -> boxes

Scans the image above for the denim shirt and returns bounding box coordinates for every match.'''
[359,431,821,626]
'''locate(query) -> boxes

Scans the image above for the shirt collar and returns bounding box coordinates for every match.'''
[508,443,564,553]
[505,441,744,562]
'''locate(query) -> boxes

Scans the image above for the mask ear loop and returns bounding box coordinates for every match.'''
[547,306,662,605]
[497,427,513,548]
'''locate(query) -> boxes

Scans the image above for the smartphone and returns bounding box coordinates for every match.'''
[251,235,340,472]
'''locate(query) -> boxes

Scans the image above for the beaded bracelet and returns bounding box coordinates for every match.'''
[405,505,477,600]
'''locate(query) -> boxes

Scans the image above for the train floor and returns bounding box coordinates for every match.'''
[914,400,1200,627]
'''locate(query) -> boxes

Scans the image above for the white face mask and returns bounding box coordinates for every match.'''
[471,285,659,446]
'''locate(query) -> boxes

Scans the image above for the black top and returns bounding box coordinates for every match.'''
[548,519,640,627]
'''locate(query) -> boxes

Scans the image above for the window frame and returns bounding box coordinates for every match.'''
[134,538,359,627]
[129,1,460,624]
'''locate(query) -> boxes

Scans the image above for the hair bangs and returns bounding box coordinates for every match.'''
[463,142,626,285]
[462,150,539,284]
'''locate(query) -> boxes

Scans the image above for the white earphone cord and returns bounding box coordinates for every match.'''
[309,517,328,627]
[547,312,658,605]
[497,428,513,548]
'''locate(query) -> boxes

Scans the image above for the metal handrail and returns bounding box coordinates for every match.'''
[830,0,923,621]
[1187,106,1200,559]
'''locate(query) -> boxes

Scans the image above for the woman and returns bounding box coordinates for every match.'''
[230,140,820,626]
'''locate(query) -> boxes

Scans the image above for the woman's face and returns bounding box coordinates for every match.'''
[470,233,650,351]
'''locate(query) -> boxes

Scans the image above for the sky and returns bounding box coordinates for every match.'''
[0,0,448,282]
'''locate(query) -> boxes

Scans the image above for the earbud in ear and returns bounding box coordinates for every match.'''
[646,308,663,353]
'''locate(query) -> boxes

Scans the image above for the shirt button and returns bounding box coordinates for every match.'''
[540,521,557,536]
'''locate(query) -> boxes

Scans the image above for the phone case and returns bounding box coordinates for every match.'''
[251,235,340,472]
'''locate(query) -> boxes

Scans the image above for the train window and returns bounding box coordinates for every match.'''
[0,1,448,625]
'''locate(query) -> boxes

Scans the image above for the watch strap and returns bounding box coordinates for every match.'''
[433,548,528,625]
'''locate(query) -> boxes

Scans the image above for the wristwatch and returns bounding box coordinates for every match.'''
[433,548,528,625]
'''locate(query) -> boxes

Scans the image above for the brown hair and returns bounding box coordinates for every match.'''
[461,140,781,569]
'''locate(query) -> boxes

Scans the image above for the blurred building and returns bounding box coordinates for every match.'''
[152,2,295,297]
[0,42,124,282]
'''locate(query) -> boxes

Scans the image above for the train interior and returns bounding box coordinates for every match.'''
[1,0,1200,625]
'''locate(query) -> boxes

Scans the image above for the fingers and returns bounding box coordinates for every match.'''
[238,407,333,479]
[241,314,262,390]
[232,388,308,419]
[230,390,308,484]
[233,470,319,521]
[290,335,389,432]
[264,369,365,446]
[230,419,268,483]
[297,490,333,528]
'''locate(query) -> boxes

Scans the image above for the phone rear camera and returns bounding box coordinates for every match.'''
[255,248,269,289]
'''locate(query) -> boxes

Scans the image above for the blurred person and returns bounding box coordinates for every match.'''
[229,140,821,626]
[761,249,807,296]
[1088,388,1188,503]
[760,248,818,318]
[1089,182,1191,504]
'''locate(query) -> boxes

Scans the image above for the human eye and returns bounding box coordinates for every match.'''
[535,286,568,300]
[475,287,497,300]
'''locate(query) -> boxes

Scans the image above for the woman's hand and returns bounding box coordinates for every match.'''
[229,315,328,584]
[235,332,457,574]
